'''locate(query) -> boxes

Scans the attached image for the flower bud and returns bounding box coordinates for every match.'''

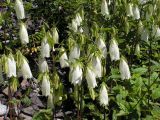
[138,21,143,34]
[41,74,50,96]
[96,38,107,58]
[39,58,48,73]
[126,3,133,17]
[41,36,50,58]
[59,48,69,68]
[69,64,82,86]
[119,57,131,80]
[52,27,59,44]
[99,83,108,106]
[21,57,32,79]
[101,0,109,16]
[109,38,120,61]
[69,44,80,61]
[86,67,97,88]
[15,0,25,19]
[7,55,16,78]
[132,5,140,20]
[135,44,140,56]
[19,23,29,45]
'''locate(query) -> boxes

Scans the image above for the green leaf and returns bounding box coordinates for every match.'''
[151,87,160,99]
[132,67,148,75]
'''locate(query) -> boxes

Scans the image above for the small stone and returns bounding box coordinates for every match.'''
[22,107,35,116]
[56,111,64,118]
[2,87,8,96]
[19,113,32,120]
[65,111,72,115]
[30,94,44,108]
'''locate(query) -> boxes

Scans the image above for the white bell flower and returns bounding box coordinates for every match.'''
[71,19,78,32]
[41,36,50,58]
[152,26,160,38]
[132,5,140,20]
[39,59,48,73]
[41,75,50,96]
[126,3,133,17]
[109,38,120,61]
[69,64,82,86]
[7,55,16,78]
[99,83,108,106]
[21,57,32,79]
[86,67,97,88]
[59,48,69,68]
[92,56,102,78]
[119,58,131,80]
[69,44,80,61]
[97,38,107,58]
[141,28,149,41]
[15,0,25,19]
[75,13,82,26]
[101,0,109,16]
[19,23,29,45]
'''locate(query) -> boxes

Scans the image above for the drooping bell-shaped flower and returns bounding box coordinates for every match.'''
[0,103,8,116]
[152,25,160,38]
[92,56,102,78]
[132,5,140,20]
[39,58,48,73]
[97,38,107,58]
[41,74,50,96]
[119,57,131,80]
[146,5,153,21]
[69,44,80,61]
[71,19,78,32]
[101,0,109,16]
[15,0,25,19]
[41,36,50,58]
[69,64,83,86]
[47,93,54,109]
[109,38,120,61]
[21,57,32,79]
[7,55,16,78]
[52,27,59,44]
[19,23,29,45]
[75,13,82,26]
[99,83,108,106]
[126,3,133,17]
[86,67,97,88]
[59,48,69,68]
[141,28,149,41]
